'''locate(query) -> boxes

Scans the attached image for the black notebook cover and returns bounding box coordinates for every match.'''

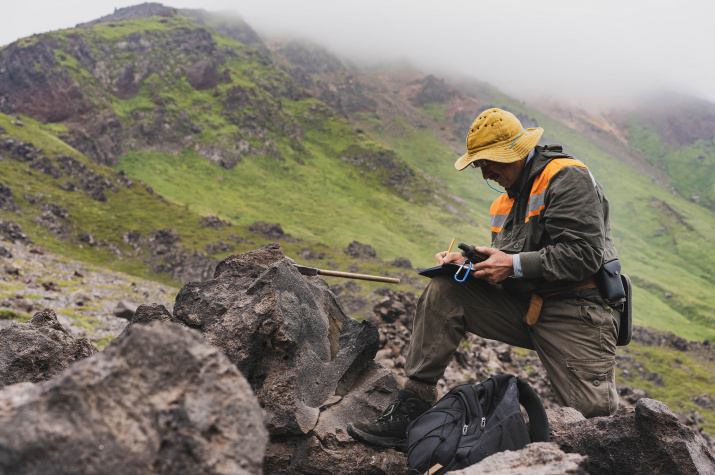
[418,262,472,280]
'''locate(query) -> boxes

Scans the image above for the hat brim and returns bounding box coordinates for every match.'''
[455,127,544,170]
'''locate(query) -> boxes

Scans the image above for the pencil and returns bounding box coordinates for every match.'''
[447,238,455,254]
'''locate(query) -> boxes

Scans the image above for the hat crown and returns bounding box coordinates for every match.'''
[466,109,523,153]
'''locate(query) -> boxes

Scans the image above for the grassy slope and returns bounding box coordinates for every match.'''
[95,19,487,266]
[617,341,715,435]
[0,111,425,301]
[626,116,715,209]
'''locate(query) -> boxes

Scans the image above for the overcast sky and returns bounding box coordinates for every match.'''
[2,0,714,106]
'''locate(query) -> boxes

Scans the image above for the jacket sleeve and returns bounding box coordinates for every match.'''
[518,166,605,282]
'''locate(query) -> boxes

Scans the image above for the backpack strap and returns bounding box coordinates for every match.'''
[516,377,550,442]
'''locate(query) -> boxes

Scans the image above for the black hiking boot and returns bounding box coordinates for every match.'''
[346,389,430,452]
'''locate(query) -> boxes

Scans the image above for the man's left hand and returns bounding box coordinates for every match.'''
[470,247,514,283]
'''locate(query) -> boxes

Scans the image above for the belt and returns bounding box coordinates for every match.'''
[525,276,598,326]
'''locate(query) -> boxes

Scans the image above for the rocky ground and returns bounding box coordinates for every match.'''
[2,236,712,452]
[0,238,176,347]
[0,243,713,474]
[369,288,715,452]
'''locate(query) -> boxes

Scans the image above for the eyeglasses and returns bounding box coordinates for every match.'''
[469,159,490,168]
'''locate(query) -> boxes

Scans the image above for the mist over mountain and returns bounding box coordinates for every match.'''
[2,1,714,106]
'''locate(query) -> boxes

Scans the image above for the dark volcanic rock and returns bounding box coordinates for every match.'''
[345,240,377,259]
[249,221,286,240]
[340,145,416,191]
[112,300,138,320]
[0,183,18,212]
[173,243,402,473]
[0,308,97,389]
[297,246,325,260]
[389,257,412,269]
[0,39,94,123]
[118,303,179,339]
[204,241,235,254]
[30,156,61,178]
[186,58,220,90]
[372,290,418,324]
[134,229,217,283]
[39,201,69,218]
[550,398,715,474]
[151,248,217,284]
[0,220,31,244]
[199,214,232,229]
[128,303,177,326]
[0,321,268,474]
[149,228,181,255]
[410,74,458,107]
[62,110,125,166]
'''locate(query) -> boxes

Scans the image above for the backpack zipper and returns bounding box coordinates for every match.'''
[455,392,472,436]
[481,417,486,429]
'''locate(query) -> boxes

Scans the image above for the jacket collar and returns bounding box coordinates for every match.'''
[505,145,555,199]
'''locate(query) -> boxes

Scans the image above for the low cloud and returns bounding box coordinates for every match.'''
[3,0,713,105]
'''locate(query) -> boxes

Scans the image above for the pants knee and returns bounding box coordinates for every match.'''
[419,275,457,308]
[559,358,618,418]
[549,358,618,418]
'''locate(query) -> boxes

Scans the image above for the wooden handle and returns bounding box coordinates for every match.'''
[317,269,400,284]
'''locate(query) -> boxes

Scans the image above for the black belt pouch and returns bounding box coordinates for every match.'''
[595,259,626,302]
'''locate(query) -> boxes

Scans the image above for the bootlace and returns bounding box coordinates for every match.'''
[377,398,410,423]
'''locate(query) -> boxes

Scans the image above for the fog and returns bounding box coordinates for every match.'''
[2,0,714,106]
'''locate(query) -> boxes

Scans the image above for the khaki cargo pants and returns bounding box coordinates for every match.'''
[405,275,620,418]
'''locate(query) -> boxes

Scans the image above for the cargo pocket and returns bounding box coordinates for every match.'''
[566,358,617,418]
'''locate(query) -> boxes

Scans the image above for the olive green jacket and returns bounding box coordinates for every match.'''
[491,145,618,297]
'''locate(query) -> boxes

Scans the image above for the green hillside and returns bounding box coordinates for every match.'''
[627,116,715,210]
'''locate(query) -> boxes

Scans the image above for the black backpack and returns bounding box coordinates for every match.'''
[406,374,550,475]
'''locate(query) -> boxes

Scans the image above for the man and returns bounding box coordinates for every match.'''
[347,108,622,451]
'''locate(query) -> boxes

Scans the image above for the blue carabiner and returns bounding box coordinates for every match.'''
[454,261,472,282]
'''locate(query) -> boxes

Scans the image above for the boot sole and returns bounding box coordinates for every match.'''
[346,424,407,452]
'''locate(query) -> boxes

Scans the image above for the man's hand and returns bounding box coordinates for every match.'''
[470,247,514,283]
[435,251,466,266]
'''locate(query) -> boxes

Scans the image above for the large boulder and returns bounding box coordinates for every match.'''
[0,308,97,389]
[550,398,715,474]
[0,321,268,474]
[173,243,403,473]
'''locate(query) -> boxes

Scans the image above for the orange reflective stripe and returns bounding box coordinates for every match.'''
[423,463,443,475]
[489,194,514,232]
[489,159,587,231]
[525,159,586,222]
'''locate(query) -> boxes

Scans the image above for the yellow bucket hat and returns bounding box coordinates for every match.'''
[454,108,544,170]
